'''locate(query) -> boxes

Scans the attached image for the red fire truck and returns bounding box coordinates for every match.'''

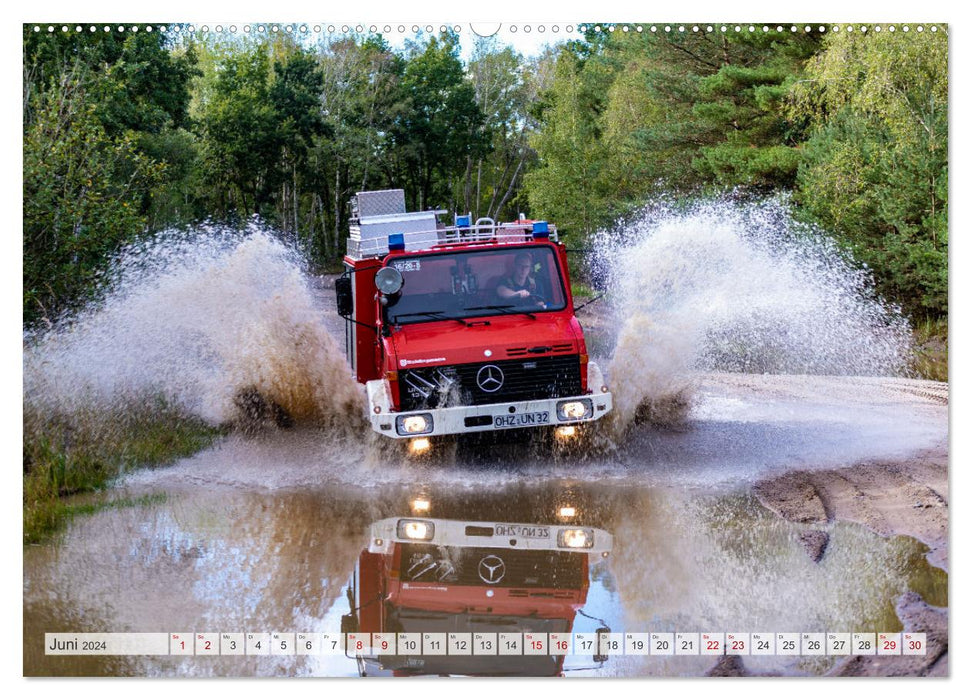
[342,508,613,676]
[335,189,612,452]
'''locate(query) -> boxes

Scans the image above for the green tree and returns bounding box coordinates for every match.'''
[23,25,197,136]
[790,29,948,317]
[197,43,281,214]
[526,30,818,236]
[23,70,164,324]
[269,48,327,235]
[603,30,818,194]
[463,38,545,221]
[525,44,614,237]
[391,31,490,210]
[24,26,200,232]
[313,35,406,257]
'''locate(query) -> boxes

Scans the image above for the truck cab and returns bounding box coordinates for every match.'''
[336,189,612,451]
[344,511,613,676]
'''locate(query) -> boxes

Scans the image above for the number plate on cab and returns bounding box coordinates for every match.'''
[493,524,550,539]
[493,411,550,428]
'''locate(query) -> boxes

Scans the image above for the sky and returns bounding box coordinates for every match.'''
[388,22,568,60]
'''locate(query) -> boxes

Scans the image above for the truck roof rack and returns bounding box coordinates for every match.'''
[351,189,407,218]
[346,220,558,259]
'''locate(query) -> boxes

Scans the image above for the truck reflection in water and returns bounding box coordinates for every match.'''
[343,506,613,677]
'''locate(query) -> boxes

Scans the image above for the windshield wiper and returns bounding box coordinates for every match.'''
[391,310,471,327]
[463,304,537,320]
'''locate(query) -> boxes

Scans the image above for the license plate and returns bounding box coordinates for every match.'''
[493,524,550,539]
[493,411,550,428]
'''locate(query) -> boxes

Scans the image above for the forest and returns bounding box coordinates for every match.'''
[23,24,947,329]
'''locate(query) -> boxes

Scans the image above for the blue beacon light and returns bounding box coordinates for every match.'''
[388,233,406,251]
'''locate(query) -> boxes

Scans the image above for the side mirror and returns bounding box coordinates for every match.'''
[340,613,358,635]
[593,626,611,663]
[336,277,353,317]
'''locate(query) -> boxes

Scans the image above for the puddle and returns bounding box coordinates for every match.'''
[24,481,946,676]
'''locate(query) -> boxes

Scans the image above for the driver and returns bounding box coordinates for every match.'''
[496,251,546,308]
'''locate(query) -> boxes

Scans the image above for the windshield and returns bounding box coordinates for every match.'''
[384,246,567,325]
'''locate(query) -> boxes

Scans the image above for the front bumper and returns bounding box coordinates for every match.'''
[367,517,613,555]
[367,362,613,439]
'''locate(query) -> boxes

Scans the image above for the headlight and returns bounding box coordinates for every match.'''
[396,413,433,435]
[558,528,594,549]
[397,519,435,541]
[556,399,592,421]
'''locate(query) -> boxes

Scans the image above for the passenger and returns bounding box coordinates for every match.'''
[496,251,546,308]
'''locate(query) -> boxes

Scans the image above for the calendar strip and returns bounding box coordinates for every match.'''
[44,632,927,656]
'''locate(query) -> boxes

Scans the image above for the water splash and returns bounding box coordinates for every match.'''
[597,197,912,431]
[23,223,364,434]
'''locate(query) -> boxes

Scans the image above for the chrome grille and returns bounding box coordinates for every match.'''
[398,355,582,411]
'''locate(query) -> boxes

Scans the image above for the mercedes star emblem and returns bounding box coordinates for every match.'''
[478,555,506,584]
[476,364,504,393]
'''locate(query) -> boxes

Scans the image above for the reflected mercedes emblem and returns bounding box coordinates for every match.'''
[478,555,506,584]
[476,364,504,393]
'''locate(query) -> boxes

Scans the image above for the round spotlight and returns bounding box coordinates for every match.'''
[375,266,404,294]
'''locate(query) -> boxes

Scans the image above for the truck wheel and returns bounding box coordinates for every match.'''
[233,387,295,431]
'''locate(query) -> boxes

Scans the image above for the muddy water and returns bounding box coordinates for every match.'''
[23,475,946,677]
[24,372,948,677]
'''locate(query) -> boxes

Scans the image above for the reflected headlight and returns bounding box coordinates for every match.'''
[396,413,433,435]
[411,498,431,513]
[558,528,594,549]
[557,399,592,421]
[397,519,435,541]
[409,437,432,454]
